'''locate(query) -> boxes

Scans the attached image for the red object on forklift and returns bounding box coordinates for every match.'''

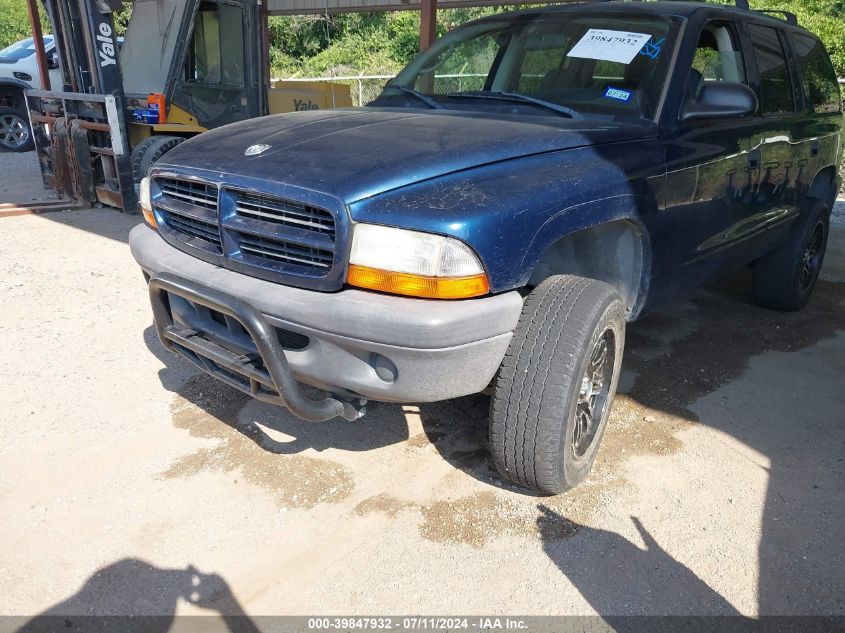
[148,93,166,124]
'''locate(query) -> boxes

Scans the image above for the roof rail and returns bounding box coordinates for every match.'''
[753,8,799,25]
[713,0,799,27]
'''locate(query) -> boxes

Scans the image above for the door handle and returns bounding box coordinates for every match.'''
[810,140,820,157]
[747,149,761,169]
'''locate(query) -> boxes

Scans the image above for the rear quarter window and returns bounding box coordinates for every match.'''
[747,23,796,116]
[791,32,842,113]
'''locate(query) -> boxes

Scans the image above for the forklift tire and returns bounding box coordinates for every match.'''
[0,106,34,152]
[131,135,184,185]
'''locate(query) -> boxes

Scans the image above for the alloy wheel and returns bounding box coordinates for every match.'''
[0,113,30,150]
[572,327,616,458]
[799,222,825,292]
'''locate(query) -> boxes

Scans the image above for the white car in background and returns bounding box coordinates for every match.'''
[0,36,62,152]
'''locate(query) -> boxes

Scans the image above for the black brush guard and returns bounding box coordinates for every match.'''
[148,273,365,422]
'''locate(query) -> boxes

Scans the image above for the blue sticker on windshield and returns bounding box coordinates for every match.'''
[604,87,632,102]
[639,37,665,60]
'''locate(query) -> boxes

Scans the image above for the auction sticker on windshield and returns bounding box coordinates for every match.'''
[567,29,652,64]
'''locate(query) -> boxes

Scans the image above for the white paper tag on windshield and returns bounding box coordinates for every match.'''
[567,29,652,64]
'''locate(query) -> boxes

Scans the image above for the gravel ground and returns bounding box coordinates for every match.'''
[832,196,845,224]
[0,153,844,627]
[0,151,60,204]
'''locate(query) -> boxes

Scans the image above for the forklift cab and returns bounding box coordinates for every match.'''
[121,0,263,145]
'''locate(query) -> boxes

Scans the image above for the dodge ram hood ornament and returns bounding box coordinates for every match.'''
[244,144,271,156]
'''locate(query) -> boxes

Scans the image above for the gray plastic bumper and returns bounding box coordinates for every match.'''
[129,224,523,404]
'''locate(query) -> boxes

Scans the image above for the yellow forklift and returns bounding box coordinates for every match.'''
[25,0,350,211]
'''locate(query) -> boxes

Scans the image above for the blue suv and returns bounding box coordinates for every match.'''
[131,1,843,493]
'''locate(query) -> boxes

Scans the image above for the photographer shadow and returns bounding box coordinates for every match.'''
[15,558,260,633]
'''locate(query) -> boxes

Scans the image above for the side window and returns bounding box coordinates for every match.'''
[747,24,795,115]
[685,23,746,102]
[791,33,842,113]
[185,1,245,86]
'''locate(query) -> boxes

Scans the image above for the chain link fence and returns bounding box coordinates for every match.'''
[273,74,489,106]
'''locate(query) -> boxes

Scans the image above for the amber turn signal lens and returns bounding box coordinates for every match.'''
[141,206,157,228]
[347,264,490,299]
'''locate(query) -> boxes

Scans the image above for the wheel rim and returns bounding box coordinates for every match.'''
[572,327,616,459]
[0,113,30,149]
[799,222,824,293]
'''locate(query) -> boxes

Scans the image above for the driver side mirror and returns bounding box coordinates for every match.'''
[47,51,60,70]
[681,82,758,122]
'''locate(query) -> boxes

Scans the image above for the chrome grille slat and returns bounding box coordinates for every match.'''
[235,205,333,232]
[234,191,335,235]
[160,178,217,210]
[228,190,337,276]
[166,213,221,245]
[156,177,221,252]
[238,235,333,268]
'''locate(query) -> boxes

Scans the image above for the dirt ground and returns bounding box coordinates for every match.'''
[0,152,844,626]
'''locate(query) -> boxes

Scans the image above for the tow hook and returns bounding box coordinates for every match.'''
[337,397,368,421]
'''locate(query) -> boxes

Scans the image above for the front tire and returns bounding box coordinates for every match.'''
[0,106,34,152]
[754,200,829,312]
[489,275,625,494]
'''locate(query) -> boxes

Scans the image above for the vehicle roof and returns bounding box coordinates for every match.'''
[477,1,815,36]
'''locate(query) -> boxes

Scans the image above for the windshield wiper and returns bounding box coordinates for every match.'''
[446,91,583,119]
[388,85,443,110]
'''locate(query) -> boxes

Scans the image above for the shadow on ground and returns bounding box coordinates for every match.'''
[22,207,141,244]
[13,559,259,633]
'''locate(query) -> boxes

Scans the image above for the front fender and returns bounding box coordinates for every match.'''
[349,142,664,293]
[520,195,653,280]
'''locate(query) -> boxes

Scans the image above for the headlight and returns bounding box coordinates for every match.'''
[347,224,489,299]
[139,177,155,228]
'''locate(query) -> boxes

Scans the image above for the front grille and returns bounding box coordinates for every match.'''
[227,189,337,278]
[238,234,334,269]
[164,210,222,247]
[156,177,221,252]
[235,191,334,235]
[153,176,341,288]
[159,178,218,210]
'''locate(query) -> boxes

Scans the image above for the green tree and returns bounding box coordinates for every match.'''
[0,0,49,48]
[752,0,845,76]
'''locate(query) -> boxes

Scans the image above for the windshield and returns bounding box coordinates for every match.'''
[0,37,53,63]
[373,14,676,121]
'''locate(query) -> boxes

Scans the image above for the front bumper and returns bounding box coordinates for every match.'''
[129,224,523,411]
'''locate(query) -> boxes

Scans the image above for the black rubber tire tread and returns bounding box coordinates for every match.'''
[0,105,34,152]
[130,135,184,183]
[753,199,829,312]
[489,275,625,494]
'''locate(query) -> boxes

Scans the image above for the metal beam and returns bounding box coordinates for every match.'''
[266,0,578,15]
[25,0,51,91]
[419,0,436,51]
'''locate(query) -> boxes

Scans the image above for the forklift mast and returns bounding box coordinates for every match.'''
[27,0,137,210]
[44,0,125,94]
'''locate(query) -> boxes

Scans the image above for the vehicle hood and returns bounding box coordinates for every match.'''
[158,107,655,203]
